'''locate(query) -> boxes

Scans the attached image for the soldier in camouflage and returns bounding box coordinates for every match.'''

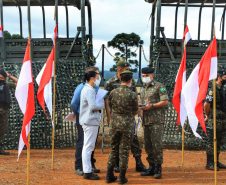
[0,69,18,155]
[105,60,147,173]
[106,71,138,184]
[139,67,169,179]
[204,70,226,171]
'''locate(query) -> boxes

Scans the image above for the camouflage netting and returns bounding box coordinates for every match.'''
[2,59,226,150]
[2,58,94,150]
[156,61,226,150]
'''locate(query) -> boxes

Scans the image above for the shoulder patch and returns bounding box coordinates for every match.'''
[160,87,166,92]
[209,90,213,96]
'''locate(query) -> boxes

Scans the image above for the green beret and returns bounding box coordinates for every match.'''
[120,70,133,76]
[142,67,155,74]
[117,60,130,67]
[218,70,226,75]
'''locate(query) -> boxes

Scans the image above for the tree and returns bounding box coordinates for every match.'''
[12,34,23,39]
[107,33,143,72]
[4,30,11,39]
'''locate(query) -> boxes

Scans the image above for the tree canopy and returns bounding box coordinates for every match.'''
[107,33,143,72]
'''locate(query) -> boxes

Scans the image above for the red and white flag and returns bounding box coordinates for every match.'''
[173,25,191,128]
[0,25,3,38]
[36,46,54,125]
[15,41,35,159]
[51,25,57,44]
[181,37,218,139]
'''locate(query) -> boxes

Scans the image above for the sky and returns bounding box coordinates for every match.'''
[1,0,224,70]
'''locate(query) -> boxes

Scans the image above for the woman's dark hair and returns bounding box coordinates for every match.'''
[120,74,132,83]
[83,71,97,82]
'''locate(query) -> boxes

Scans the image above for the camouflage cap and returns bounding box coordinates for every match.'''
[120,70,133,76]
[0,70,7,78]
[218,70,226,75]
[117,60,130,67]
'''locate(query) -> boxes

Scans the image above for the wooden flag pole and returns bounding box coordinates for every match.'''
[213,78,217,185]
[27,133,30,185]
[182,126,185,172]
[52,0,58,170]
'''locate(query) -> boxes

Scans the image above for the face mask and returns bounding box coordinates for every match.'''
[222,79,226,86]
[129,83,132,87]
[142,77,151,84]
[94,76,101,87]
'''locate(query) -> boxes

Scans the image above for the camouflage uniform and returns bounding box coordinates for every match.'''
[205,83,226,156]
[105,75,142,158]
[139,80,169,164]
[0,82,15,144]
[107,85,138,170]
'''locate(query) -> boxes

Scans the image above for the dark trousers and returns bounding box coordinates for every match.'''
[75,112,96,170]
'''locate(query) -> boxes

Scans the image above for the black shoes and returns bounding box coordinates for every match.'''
[217,154,226,169]
[118,169,128,184]
[83,173,99,180]
[154,164,162,179]
[92,164,100,173]
[135,157,148,172]
[106,167,117,183]
[141,163,155,176]
[0,148,9,155]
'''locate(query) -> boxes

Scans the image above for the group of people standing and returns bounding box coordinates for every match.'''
[71,60,170,184]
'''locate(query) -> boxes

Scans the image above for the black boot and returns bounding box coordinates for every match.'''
[206,154,219,171]
[83,172,99,180]
[118,169,128,184]
[106,167,117,183]
[0,145,9,155]
[217,154,226,169]
[92,163,100,173]
[141,163,155,176]
[154,164,162,179]
[115,157,120,173]
[135,157,148,172]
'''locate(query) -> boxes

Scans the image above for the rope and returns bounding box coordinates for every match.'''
[89,46,102,61]
[142,46,152,63]
[104,46,122,61]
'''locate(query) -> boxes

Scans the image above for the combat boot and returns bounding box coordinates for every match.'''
[115,157,120,173]
[140,163,155,176]
[106,167,117,183]
[217,154,226,169]
[92,163,100,173]
[154,164,162,179]
[135,157,148,172]
[118,169,128,184]
[0,145,9,155]
[83,172,99,180]
[206,154,219,171]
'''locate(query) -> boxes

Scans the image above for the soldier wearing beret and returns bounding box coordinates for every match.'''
[0,69,18,155]
[105,60,147,173]
[106,71,138,184]
[139,67,169,179]
[204,70,226,170]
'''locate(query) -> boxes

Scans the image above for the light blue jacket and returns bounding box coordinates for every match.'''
[79,84,104,126]
[71,83,99,114]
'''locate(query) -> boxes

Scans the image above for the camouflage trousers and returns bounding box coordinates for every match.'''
[144,124,164,164]
[206,117,226,155]
[0,108,9,144]
[107,128,133,170]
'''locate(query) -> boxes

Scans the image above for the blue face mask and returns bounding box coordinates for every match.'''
[94,76,101,87]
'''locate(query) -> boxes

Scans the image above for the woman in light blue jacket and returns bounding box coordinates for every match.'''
[80,69,104,180]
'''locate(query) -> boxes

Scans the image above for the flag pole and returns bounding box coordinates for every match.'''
[182,125,185,172]
[27,133,30,185]
[52,0,58,170]
[213,78,217,185]
[27,0,31,184]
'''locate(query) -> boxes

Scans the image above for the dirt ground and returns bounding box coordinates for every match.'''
[0,148,226,185]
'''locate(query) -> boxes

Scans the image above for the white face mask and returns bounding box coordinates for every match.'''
[94,76,101,87]
[142,77,152,84]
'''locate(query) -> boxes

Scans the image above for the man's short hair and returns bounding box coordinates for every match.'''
[85,66,99,73]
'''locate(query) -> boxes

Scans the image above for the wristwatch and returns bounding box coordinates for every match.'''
[151,104,154,109]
